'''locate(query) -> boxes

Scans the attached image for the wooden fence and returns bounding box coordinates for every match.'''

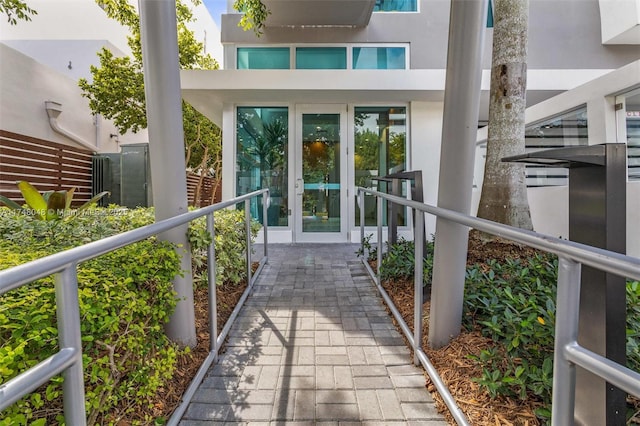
[0,130,93,206]
[187,172,221,207]
[0,130,220,208]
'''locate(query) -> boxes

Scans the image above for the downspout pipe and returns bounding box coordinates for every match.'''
[45,101,97,153]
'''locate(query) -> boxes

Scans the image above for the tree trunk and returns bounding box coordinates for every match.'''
[477,0,533,231]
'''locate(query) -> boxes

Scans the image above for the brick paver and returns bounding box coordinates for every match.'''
[179,244,449,425]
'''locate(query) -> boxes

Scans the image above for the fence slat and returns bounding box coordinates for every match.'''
[0,131,93,206]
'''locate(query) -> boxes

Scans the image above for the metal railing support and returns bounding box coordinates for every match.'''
[245,199,252,285]
[552,257,581,425]
[55,266,86,425]
[359,191,365,251]
[206,213,218,356]
[262,192,269,260]
[376,194,383,283]
[413,210,424,366]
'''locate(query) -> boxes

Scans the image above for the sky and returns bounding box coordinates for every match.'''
[202,0,226,27]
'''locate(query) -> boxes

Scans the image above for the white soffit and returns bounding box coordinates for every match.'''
[599,0,640,44]
[262,0,375,27]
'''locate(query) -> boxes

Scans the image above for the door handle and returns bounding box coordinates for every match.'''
[295,178,304,195]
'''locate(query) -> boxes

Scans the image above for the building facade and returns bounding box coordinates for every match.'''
[182,0,639,245]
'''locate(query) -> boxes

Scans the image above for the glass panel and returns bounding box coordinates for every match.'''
[237,47,290,69]
[353,47,406,69]
[354,107,407,226]
[524,106,588,187]
[296,47,347,69]
[487,0,494,27]
[373,0,417,12]
[302,114,341,232]
[236,107,288,226]
[627,103,640,181]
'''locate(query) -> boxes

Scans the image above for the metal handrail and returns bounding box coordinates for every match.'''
[357,187,640,426]
[0,189,270,424]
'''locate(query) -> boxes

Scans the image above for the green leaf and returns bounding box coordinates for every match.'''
[65,187,76,210]
[17,181,47,219]
[77,191,111,212]
[45,191,66,220]
[0,195,24,211]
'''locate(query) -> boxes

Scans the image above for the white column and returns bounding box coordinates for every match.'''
[429,0,489,349]
[139,0,196,347]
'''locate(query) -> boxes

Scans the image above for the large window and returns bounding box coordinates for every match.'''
[296,47,347,69]
[237,107,289,226]
[523,106,588,186]
[354,107,407,226]
[237,47,290,69]
[353,47,406,69]
[373,0,417,12]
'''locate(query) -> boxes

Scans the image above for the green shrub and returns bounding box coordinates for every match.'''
[0,205,259,424]
[0,239,182,425]
[360,236,640,423]
[188,208,261,287]
[463,255,557,420]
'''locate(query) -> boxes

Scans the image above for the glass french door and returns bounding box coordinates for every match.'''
[294,105,348,242]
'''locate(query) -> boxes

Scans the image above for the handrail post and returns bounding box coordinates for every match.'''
[552,257,582,426]
[263,190,269,260]
[206,212,218,355]
[245,199,252,285]
[55,266,87,426]
[359,190,365,254]
[414,210,424,366]
[376,194,383,284]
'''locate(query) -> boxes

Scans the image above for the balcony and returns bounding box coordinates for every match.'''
[261,0,376,27]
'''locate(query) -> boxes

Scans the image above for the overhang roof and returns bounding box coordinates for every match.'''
[261,0,375,27]
[180,68,609,126]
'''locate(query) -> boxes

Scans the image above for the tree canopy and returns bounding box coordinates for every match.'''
[79,0,221,176]
[0,0,36,25]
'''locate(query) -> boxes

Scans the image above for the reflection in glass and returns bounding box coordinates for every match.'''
[237,47,290,69]
[373,0,417,11]
[354,107,407,226]
[296,47,347,69]
[352,47,406,70]
[523,106,588,186]
[626,93,640,181]
[302,114,340,233]
[236,107,288,226]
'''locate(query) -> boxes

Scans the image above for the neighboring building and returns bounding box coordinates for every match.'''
[181,0,640,244]
[0,0,222,153]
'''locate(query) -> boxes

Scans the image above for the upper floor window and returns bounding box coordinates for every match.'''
[296,47,347,69]
[373,0,417,12]
[353,47,406,69]
[237,47,290,69]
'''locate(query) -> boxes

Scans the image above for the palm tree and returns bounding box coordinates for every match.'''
[476,0,533,231]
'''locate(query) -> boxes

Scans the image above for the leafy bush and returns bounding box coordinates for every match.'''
[361,237,640,422]
[0,205,259,424]
[0,239,182,425]
[188,208,261,287]
[357,235,434,285]
[463,255,558,419]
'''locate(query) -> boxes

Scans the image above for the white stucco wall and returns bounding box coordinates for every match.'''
[1,0,131,54]
[0,44,146,152]
[598,0,640,44]
[410,101,444,238]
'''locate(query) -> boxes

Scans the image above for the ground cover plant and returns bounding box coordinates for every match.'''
[360,233,640,425]
[0,204,258,425]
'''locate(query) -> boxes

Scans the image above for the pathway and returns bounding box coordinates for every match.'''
[179,243,449,425]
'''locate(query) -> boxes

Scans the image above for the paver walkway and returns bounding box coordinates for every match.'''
[180,244,449,425]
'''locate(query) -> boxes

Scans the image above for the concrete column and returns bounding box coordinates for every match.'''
[429,0,489,349]
[139,0,196,347]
